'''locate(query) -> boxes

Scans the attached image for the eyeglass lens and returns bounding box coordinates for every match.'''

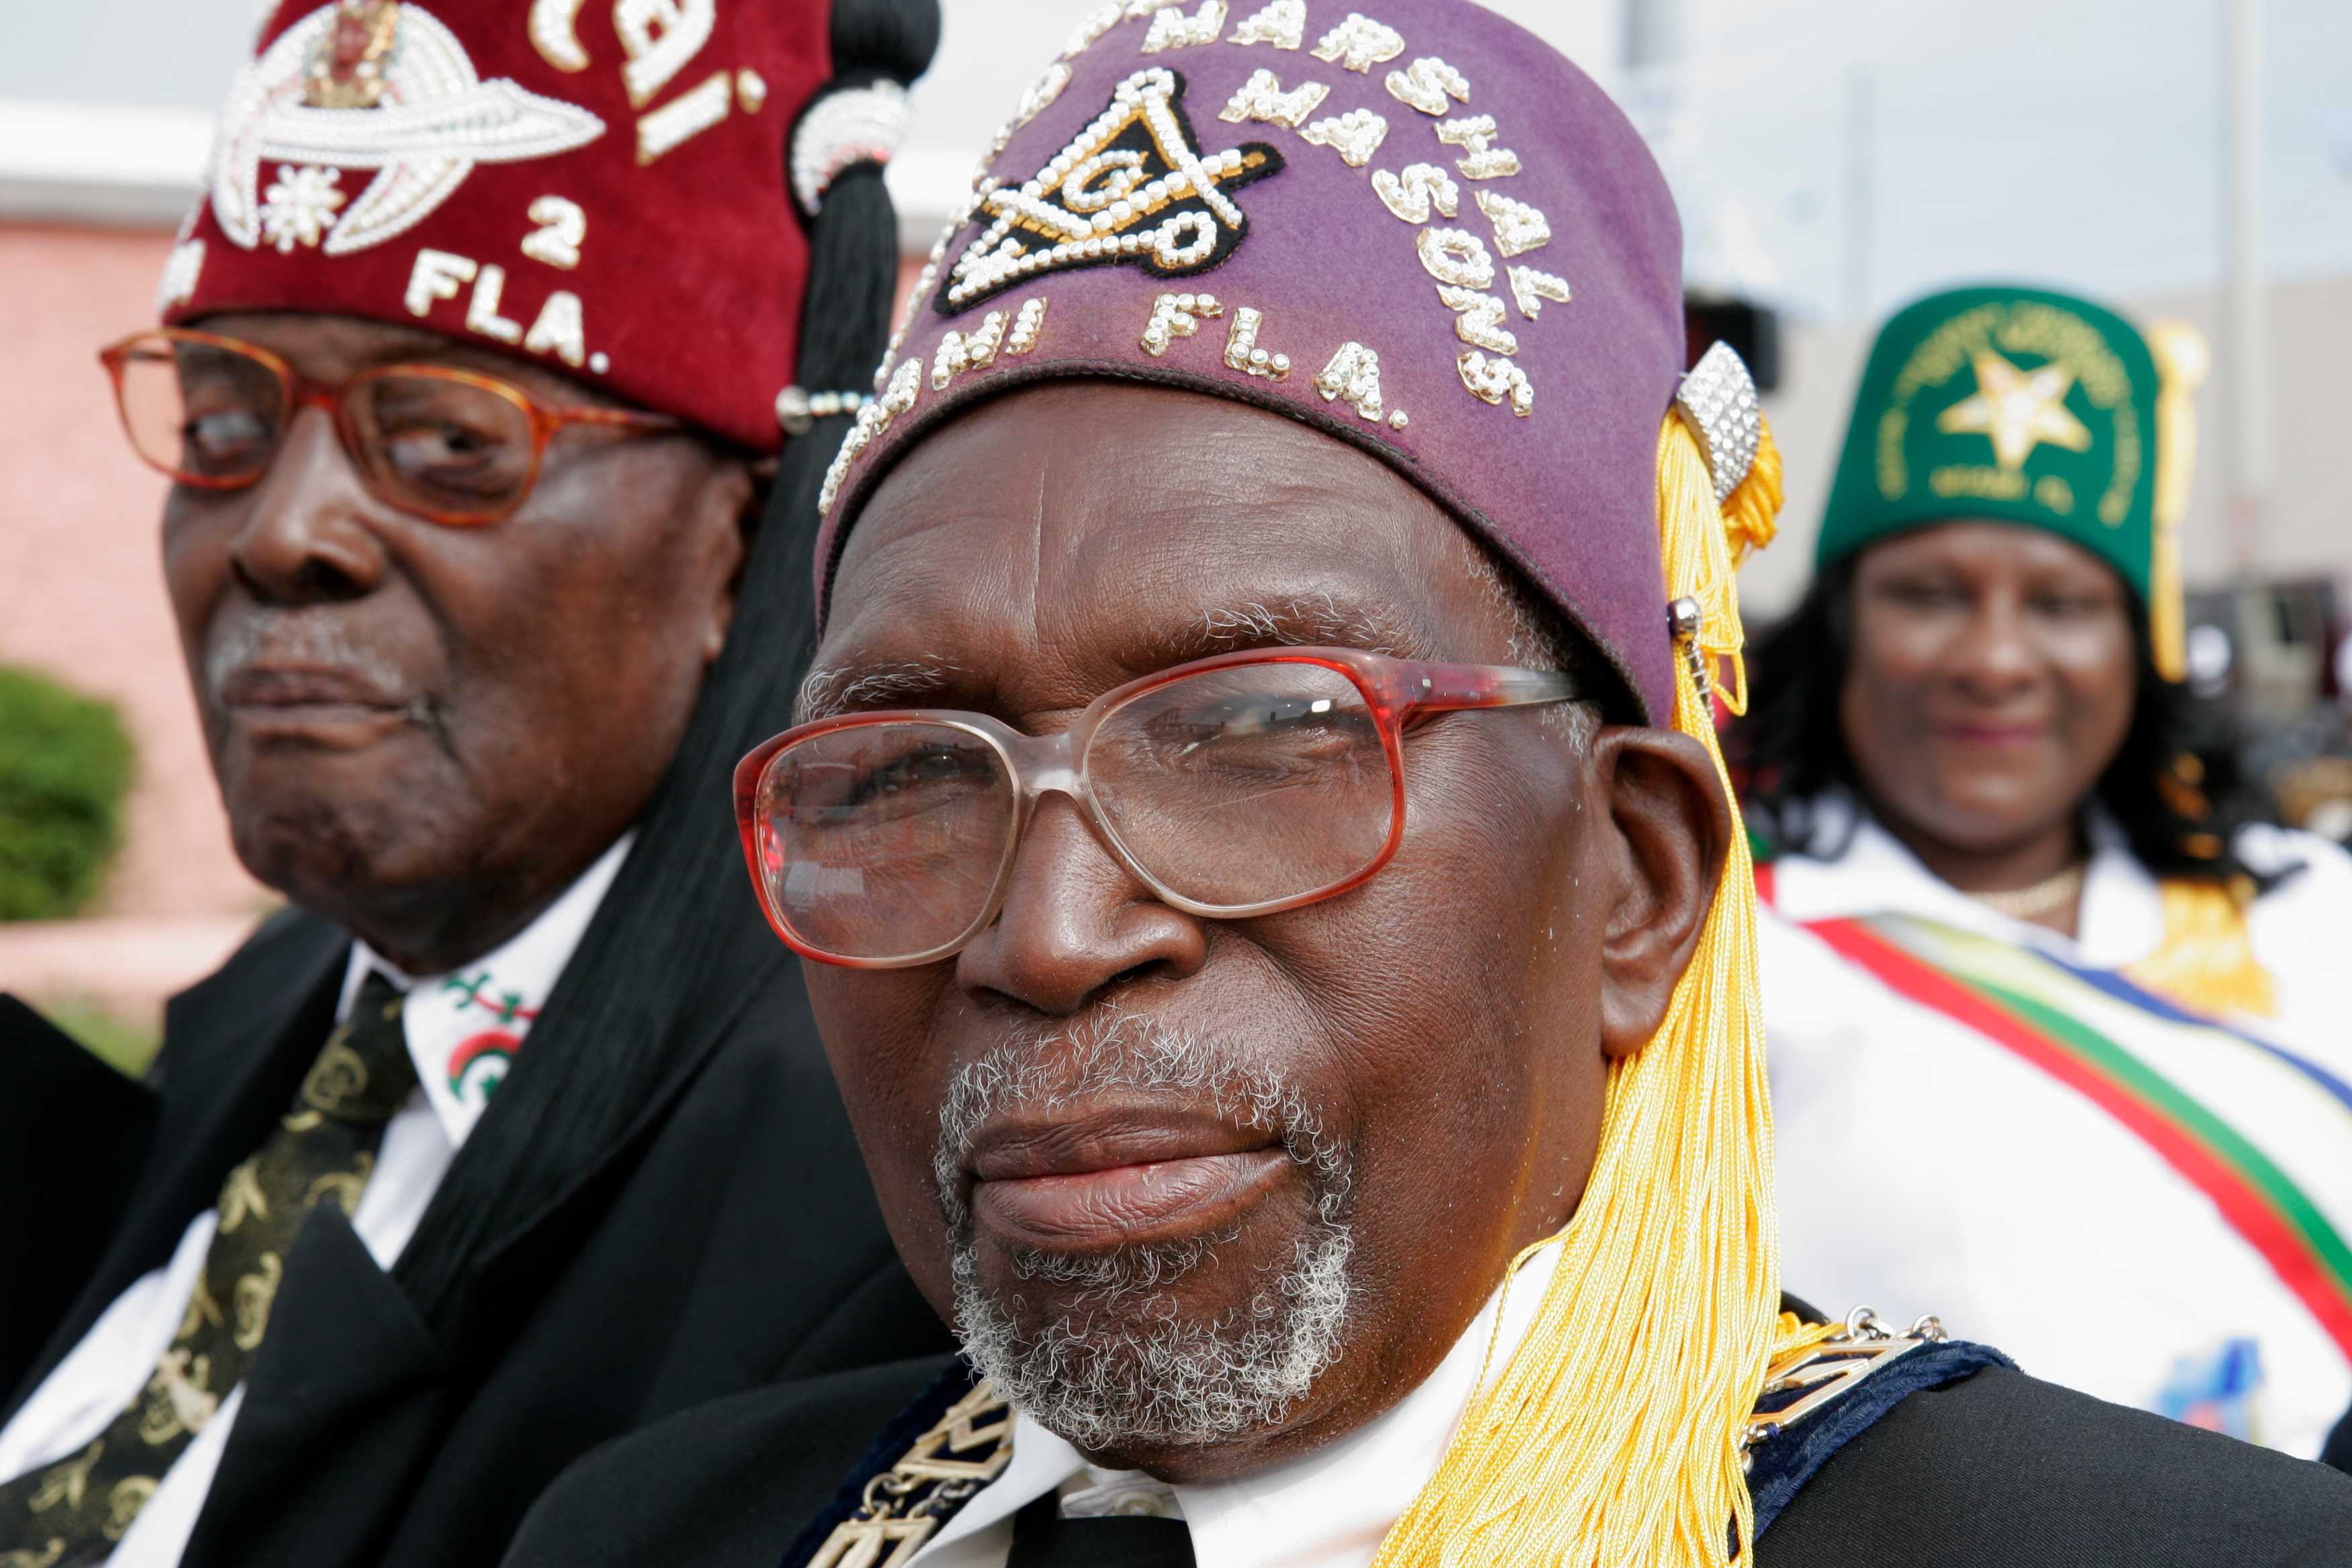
[751,662,1397,962]
[112,333,538,520]
[115,336,287,483]
[346,373,536,518]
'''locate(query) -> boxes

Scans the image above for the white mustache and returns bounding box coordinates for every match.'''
[933,1014,1353,1228]
[203,609,415,708]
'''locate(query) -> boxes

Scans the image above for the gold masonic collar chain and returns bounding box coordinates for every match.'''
[1740,1305,1949,1471]
[808,1379,1014,1568]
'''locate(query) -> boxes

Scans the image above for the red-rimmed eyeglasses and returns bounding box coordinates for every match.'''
[98,327,683,526]
[732,646,1589,968]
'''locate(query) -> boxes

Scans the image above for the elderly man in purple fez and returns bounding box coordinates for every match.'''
[500,3,2352,1566]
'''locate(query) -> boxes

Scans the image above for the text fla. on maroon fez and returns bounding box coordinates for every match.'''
[814,0,1686,721]
[160,0,833,450]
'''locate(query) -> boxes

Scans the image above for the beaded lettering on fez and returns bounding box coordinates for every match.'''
[1384,57,1469,116]
[615,0,718,109]
[1142,2,1228,52]
[1142,291,1223,354]
[209,4,605,258]
[1459,350,1534,416]
[1315,341,1387,422]
[464,263,527,342]
[1436,285,1518,356]
[820,295,1048,516]
[936,68,1284,312]
[522,195,587,268]
[1475,190,1551,257]
[1508,265,1571,320]
[1223,306,1293,379]
[1218,69,1330,128]
[1227,0,1306,48]
[636,70,733,163]
[1416,226,1495,289]
[932,309,1010,389]
[1311,14,1406,72]
[403,249,596,369]
[1016,62,1073,129]
[1434,114,1521,180]
[157,240,207,312]
[1371,162,1458,223]
[1298,108,1389,167]
[530,0,593,71]
[1064,3,1130,60]
[1005,295,1050,354]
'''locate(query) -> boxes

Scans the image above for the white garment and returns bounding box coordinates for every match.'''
[905,1242,1564,1568]
[1762,799,2352,1458]
[0,834,632,1566]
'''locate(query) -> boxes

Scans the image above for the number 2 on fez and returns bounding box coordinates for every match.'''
[522,196,587,270]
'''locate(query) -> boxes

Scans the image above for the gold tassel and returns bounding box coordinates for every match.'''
[2126,877,2277,1019]
[1722,421,1783,569]
[1371,413,1798,1568]
[1651,420,1781,717]
[2145,322,2206,684]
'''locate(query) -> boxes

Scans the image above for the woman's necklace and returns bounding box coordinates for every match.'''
[1967,861,2088,921]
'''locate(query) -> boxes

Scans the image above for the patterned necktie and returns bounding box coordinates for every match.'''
[0,974,415,1567]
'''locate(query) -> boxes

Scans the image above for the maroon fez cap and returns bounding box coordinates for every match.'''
[160,0,854,451]
[814,0,1687,719]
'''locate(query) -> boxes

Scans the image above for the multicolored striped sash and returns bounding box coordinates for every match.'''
[1775,899,2352,1361]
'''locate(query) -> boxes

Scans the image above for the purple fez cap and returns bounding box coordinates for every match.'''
[814,0,1687,720]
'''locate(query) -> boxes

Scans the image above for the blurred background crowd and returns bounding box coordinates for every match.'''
[5,0,2350,1068]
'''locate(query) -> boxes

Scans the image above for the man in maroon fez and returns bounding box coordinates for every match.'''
[0,4,953,1566]
[494,3,2351,1567]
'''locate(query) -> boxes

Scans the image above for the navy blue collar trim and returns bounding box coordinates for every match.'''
[778,1357,981,1568]
[1748,1338,2015,1540]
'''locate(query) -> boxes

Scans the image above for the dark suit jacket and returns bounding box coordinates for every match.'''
[498,1352,2352,1568]
[0,910,952,1568]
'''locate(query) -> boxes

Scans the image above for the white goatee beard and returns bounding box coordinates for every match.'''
[934,1017,1356,1453]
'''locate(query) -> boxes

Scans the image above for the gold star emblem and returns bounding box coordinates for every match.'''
[1937,349,2093,471]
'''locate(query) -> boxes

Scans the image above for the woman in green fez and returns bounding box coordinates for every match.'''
[1732,284,2352,1466]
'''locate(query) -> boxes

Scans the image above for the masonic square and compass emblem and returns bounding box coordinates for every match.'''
[210,1,605,258]
[938,67,1283,313]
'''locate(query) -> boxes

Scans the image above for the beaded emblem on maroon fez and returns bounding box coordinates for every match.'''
[157,0,836,450]
[816,0,1692,720]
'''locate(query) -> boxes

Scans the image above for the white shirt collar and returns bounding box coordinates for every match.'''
[1766,794,2163,969]
[336,832,634,1148]
[914,1239,1567,1568]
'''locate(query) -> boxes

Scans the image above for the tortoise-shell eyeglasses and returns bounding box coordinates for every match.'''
[99,326,682,526]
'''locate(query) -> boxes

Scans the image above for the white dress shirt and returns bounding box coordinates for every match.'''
[1763,798,2352,1457]
[0,834,632,1565]
[905,1240,1565,1568]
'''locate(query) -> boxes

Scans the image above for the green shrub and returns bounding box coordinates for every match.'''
[0,665,137,920]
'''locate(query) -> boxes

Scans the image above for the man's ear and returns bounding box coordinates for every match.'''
[690,454,758,667]
[1591,726,1732,1060]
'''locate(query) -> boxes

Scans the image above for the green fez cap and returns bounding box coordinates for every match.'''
[1817,283,2202,678]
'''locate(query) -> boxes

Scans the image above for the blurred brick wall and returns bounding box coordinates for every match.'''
[0,224,264,924]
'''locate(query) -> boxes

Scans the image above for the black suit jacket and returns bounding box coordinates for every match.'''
[499,1353,2352,1568]
[0,910,952,1568]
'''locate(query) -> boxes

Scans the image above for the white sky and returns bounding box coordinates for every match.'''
[7,0,2348,322]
